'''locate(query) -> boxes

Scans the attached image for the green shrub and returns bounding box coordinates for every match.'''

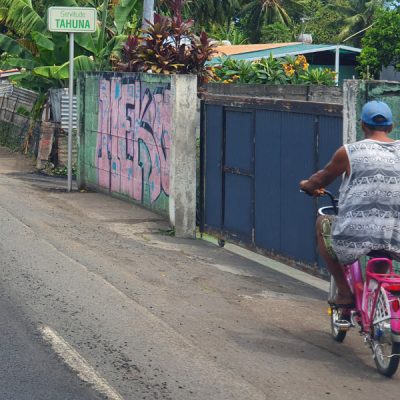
[209,54,336,86]
[117,0,217,83]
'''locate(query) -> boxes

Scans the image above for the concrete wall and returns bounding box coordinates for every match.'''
[343,80,400,143]
[380,66,400,82]
[204,83,343,104]
[77,72,197,238]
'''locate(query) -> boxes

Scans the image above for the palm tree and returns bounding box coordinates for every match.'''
[334,0,385,46]
[188,0,241,29]
[239,0,292,42]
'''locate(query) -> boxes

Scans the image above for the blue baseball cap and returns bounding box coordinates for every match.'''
[361,100,393,126]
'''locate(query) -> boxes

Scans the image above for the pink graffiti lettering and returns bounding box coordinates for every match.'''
[95,78,171,207]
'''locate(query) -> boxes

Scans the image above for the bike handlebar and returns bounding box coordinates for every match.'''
[322,190,338,215]
[300,188,338,216]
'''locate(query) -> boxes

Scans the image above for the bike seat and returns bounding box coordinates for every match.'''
[367,250,393,260]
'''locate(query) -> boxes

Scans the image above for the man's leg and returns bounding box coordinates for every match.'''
[316,216,354,305]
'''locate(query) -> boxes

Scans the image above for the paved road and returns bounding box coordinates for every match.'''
[0,147,399,400]
[0,292,105,400]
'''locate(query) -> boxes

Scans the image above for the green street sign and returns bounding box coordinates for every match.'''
[48,7,97,33]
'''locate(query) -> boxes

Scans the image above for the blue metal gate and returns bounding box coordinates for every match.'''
[200,94,343,272]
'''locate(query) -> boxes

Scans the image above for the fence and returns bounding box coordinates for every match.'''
[0,85,38,151]
[200,83,343,273]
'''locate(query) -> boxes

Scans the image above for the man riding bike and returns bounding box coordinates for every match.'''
[300,100,400,307]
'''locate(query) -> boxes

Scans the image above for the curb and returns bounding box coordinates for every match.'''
[199,234,329,293]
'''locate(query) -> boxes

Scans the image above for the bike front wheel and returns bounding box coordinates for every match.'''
[330,306,348,342]
[329,276,348,342]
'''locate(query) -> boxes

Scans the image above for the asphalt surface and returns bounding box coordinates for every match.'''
[0,147,400,400]
[0,292,104,400]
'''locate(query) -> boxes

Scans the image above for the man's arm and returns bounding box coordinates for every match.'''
[300,146,349,195]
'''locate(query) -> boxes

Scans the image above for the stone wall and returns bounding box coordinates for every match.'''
[204,83,343,104]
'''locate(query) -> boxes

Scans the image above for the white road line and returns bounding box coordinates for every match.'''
[200,235,329,293]
[39,325,125,400]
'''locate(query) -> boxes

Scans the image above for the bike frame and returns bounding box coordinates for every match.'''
[343,257,400,337]
[309,188,400,375]
[317,190,400,339]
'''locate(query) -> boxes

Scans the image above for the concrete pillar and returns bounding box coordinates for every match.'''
[76,74,85,190]
[169,75,198,238]
[342,80,360,144]
[335,46,340,86]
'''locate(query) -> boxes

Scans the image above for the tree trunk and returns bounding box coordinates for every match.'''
[142,0,155,30]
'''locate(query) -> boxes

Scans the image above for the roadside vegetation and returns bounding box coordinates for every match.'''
[0,0,397,90]
[209,55,336,85]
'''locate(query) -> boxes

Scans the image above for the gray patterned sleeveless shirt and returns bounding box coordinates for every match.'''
[331,139,400,264]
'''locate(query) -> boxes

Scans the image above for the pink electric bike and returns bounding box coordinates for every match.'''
[318,190,400,377]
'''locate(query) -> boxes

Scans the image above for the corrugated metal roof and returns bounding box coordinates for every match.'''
[0,81,13,97]
[12,86,38,104]
[210,43,361,64]
[0,69,21,78]
[215,42,301,56]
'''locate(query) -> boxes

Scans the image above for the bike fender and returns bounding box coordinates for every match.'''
[390,318,400,333]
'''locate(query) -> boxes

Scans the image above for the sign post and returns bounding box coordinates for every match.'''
[48,7,97,192]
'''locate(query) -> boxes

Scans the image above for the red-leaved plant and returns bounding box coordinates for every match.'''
[117,0,217,83]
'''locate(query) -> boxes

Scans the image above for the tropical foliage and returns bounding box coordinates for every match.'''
[209,22,249,45]
[334,0,385,46]
[0,0,395,92]
[0,0,141,91]
[117,0,217,82]
[239,0,292,42]
[358,7,400,77]
[179,0,391,46]
[209,54,336,85]
[188,0,240,29]
[261,22,293,43]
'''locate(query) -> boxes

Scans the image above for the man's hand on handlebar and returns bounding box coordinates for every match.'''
[299,180,325,197]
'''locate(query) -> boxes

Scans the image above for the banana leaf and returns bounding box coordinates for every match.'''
[0,34,33,58]
[10,71,62,91]
[33,55,96,79]
[98,34,127,58]
[114,0,141,35]
[0,0,46,35]
[75,30,98,55]
[31,31,54,51]
[1,57,36,69]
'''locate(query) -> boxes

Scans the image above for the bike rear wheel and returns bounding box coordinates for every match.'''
[373,339,400,377]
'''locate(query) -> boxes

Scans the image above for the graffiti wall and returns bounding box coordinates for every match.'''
[79,73,198,237]
[81,74,172,214]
